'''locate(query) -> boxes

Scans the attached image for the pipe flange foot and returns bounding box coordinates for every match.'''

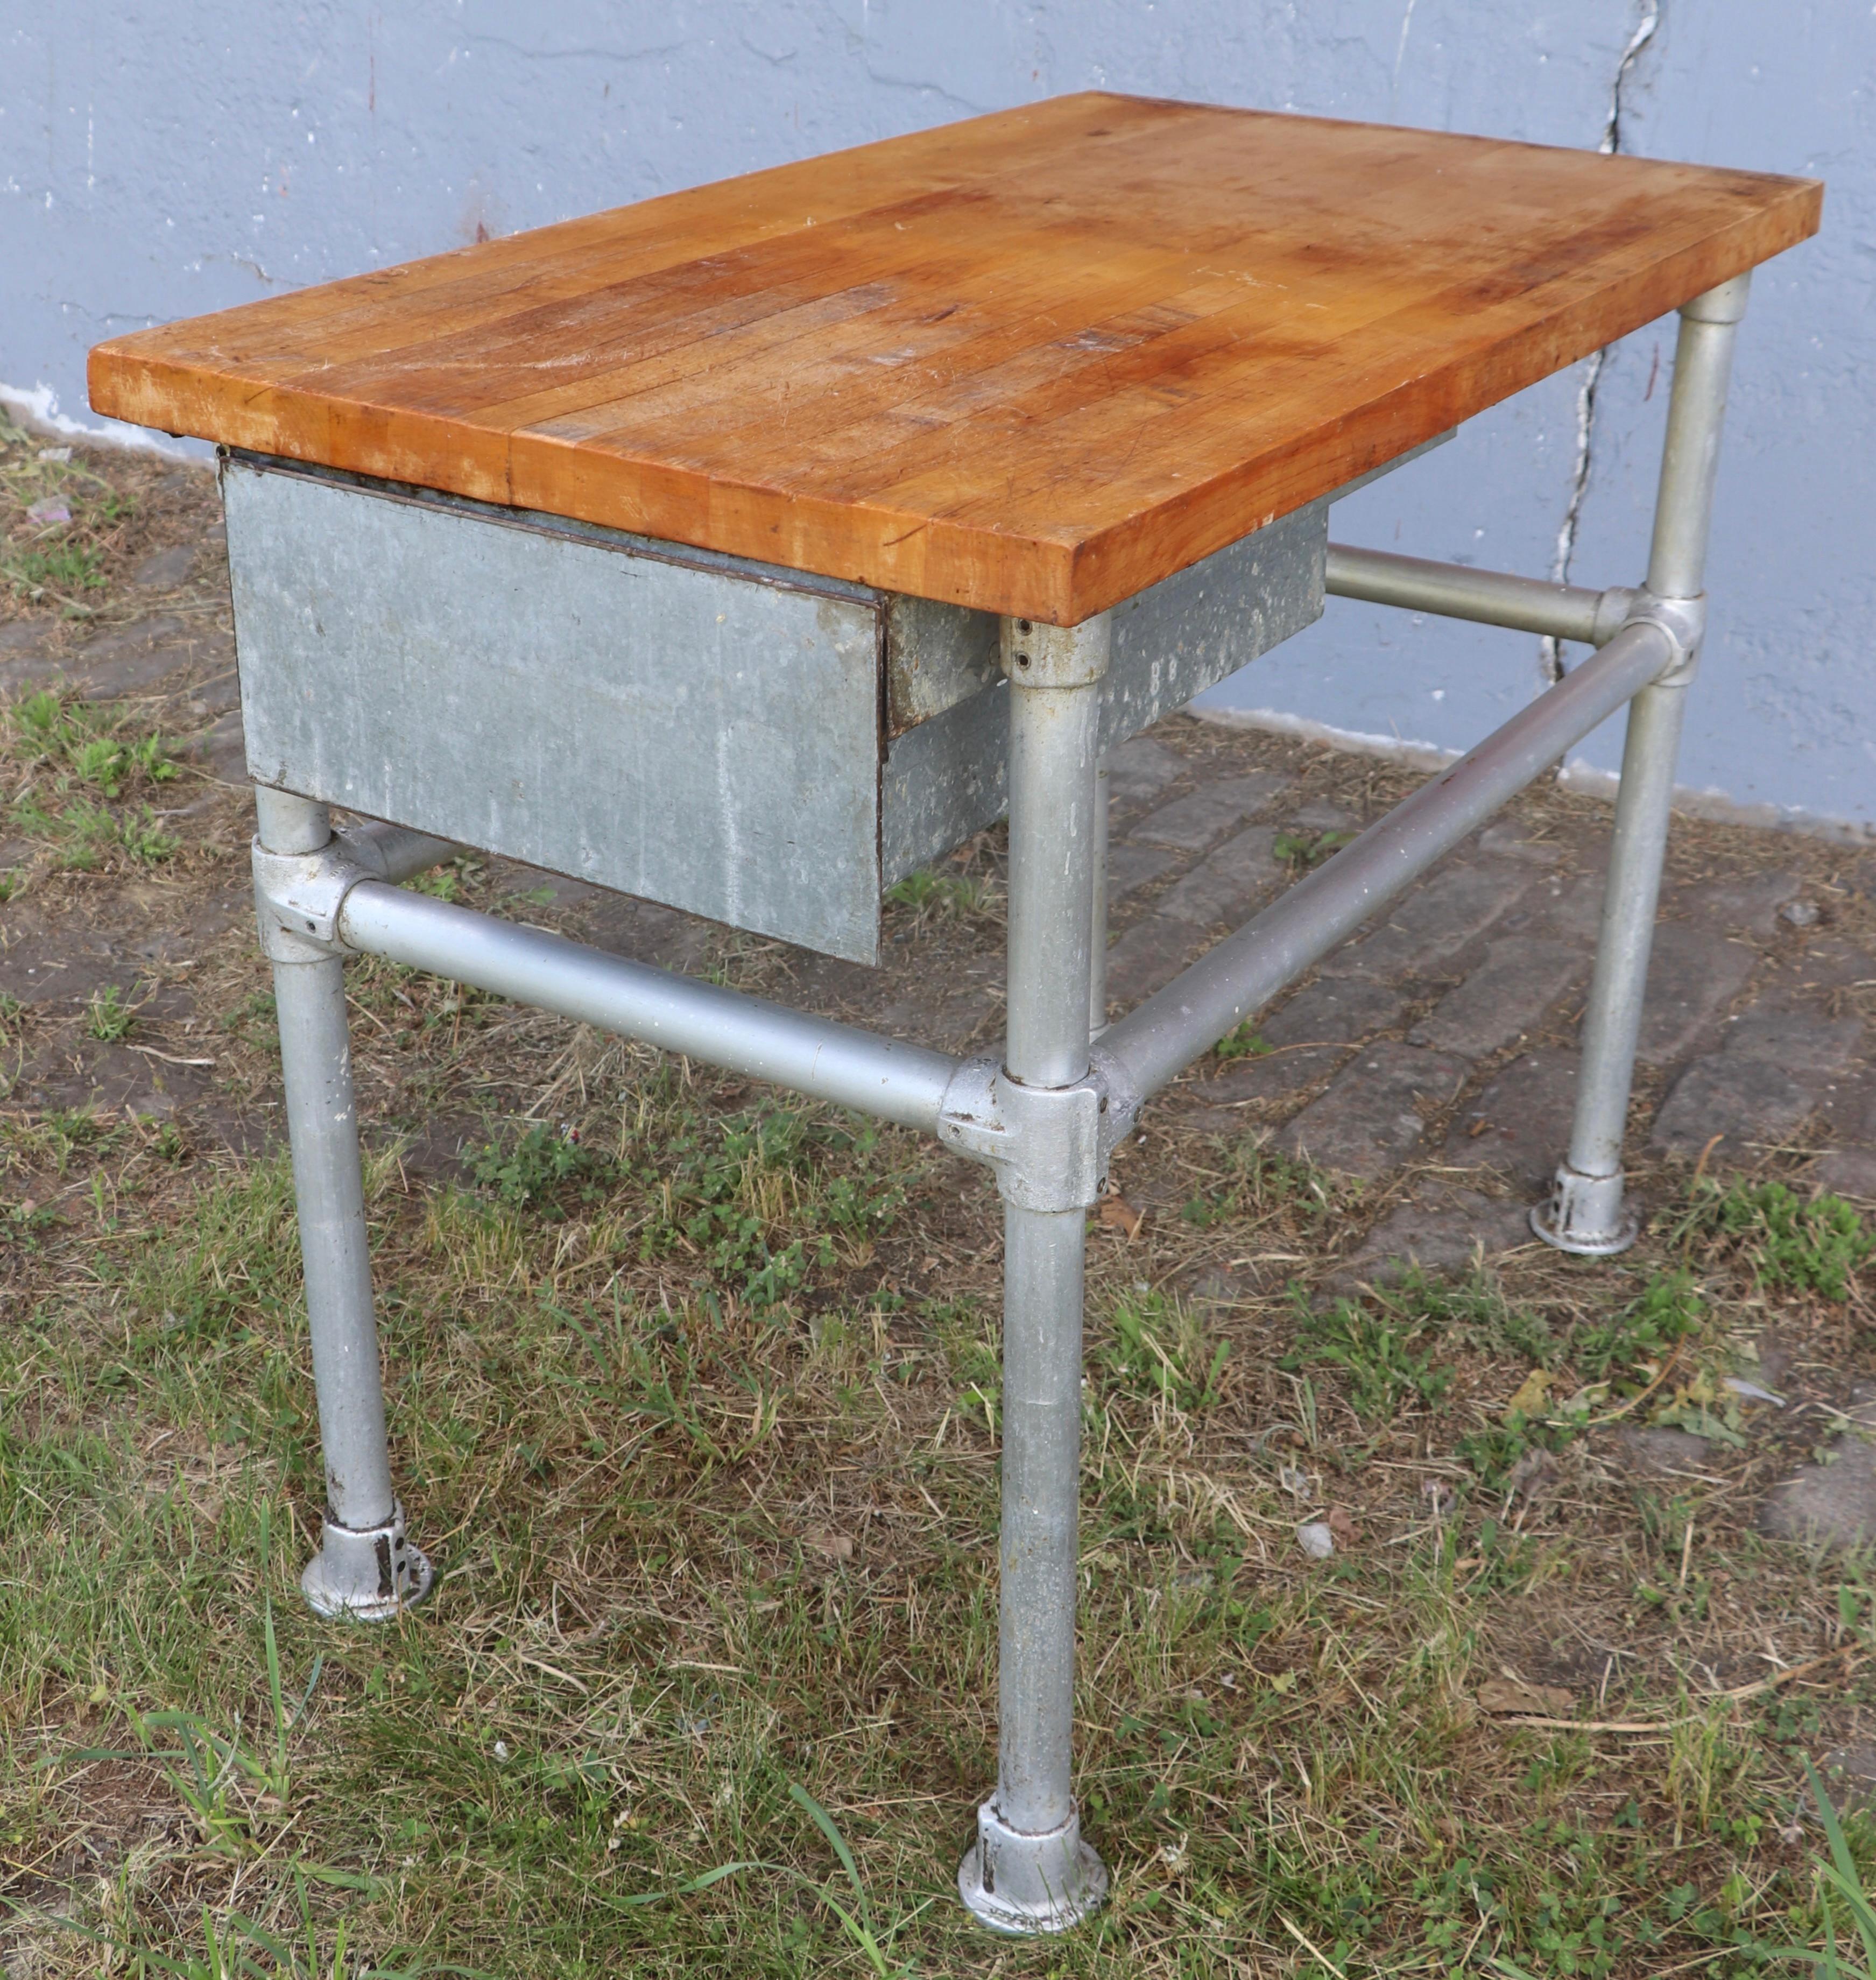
[1530,1165,1640,1258]
[958,1801,1108,1935]
[301,1500,434,1623]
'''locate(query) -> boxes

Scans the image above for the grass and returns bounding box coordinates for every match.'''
[5,1058,1874,1974]
[3,689,184,879]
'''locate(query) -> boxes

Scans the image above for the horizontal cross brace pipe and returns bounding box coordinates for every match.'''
[1103,617,1676,1101]
[1326,542,1635,645]
[335,882,961,1133]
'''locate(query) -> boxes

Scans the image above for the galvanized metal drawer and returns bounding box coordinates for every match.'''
[224,454,1325,962]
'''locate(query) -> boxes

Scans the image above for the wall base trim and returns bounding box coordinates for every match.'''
[1190,702,1875,848]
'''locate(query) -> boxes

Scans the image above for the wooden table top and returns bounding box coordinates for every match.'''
[90,94,1819,625]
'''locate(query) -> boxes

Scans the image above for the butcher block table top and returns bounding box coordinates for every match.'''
[89,93,1820,626]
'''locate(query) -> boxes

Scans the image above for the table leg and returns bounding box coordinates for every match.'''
[256,788,433,1619]
[1535,272,1752,1255]
[959,619,1110,1934]
[1089,753,1110,1040]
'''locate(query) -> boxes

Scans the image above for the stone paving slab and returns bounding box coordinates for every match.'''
[1408,937,1585,1058]
[1131,772,1290,850]
[1442,1052,1582,1187]
[1278,1040,1470,1178]
[1323,858,1536,981]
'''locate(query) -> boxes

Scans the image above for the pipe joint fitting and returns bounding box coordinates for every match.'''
[1589,584,1641,646]
[958,1798,1108,1935]
[1531,1162,1640,1258]
[937,1046,1140,1212]
[301,1499,434,1623]
[1620,589,1706,686]
[999,613,1111,689]
[252,836,372,963]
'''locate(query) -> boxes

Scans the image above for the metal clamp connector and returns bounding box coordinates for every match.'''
[1620,589,1707,686]
[999,613,1111,689]
[937,1046,1140,1212]
[252,837,371,963]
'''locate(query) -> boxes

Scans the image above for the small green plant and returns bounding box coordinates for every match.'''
[1572,1270,1704,1386]
[1283,1287,1453,1426]
[1213,1019,1271,1061]
[1099,1288,1230,1413]
[885,866,996,919]
[86,983,136,1041]
[1684,1178,1873,1303]
[1274,826,1355,869]
[2,540,105,600]
[467,1120,622,1212]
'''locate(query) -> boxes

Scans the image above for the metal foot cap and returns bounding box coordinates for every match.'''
[1530,1164,1640,1258]
[958,1800,1108,1935]
[301,1500,434,1622]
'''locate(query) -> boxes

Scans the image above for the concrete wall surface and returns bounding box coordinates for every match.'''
[3,4,1868,830]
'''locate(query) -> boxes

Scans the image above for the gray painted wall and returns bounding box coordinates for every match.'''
[3,4,1867,829]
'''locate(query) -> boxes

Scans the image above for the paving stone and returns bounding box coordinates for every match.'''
[1105,734,1187,812]
[1409,938,1584,1056]
[1132,773,1289,851]
[1262,976,1409,1047]
[1158,826,1282,926]
[1277,1040,1469,1178]
[1636,921,1757,1064]
[1476,823,1565,866]
[1761,1413,1876,1551]
[1719,1011,1865,1074]
[1443,1052,1578,1186]
[1649,1055,1816,1160]
[1529,868,1609,942]
[1816,1076,1876,1147]
[58,614,232,700]
[1106,842,1179,903]
[1285,799,1362,833]
[1678,869,1803,937]
[1104,914,1202,1006]
[185,708,247,784]
[184,674,242,721]
[1325,858,1534,980]
[1816,1148,1876,1200]
[1616,1426,1714,1473]
[1332,1184,1533,1285]
[1197,1042,1346,1108]
[130,544,198,590]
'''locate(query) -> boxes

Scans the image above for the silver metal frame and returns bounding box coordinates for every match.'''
[246,276,1748,1933]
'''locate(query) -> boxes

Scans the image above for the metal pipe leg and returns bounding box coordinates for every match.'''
[1534,273,1750,1255]
[256,788,433,1619]
[1089,755,1110,1040]
[959,617,1110,1935]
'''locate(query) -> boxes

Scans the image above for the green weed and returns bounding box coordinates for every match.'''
[1099,1287,1230,1413]
[467,1120,622,1213]
[1282,1287,1454,1427]
[86,983,137,1042]
[2,539,105,601]
[884,867,997,919]
[1683,1178,1873,1303]
[1212,1019,1271,1061]
[1274,827,1355,869]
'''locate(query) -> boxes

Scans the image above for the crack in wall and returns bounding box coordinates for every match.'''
[1538,1,1662,687]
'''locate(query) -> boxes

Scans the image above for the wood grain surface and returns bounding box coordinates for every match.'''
[89,94,1821,624]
